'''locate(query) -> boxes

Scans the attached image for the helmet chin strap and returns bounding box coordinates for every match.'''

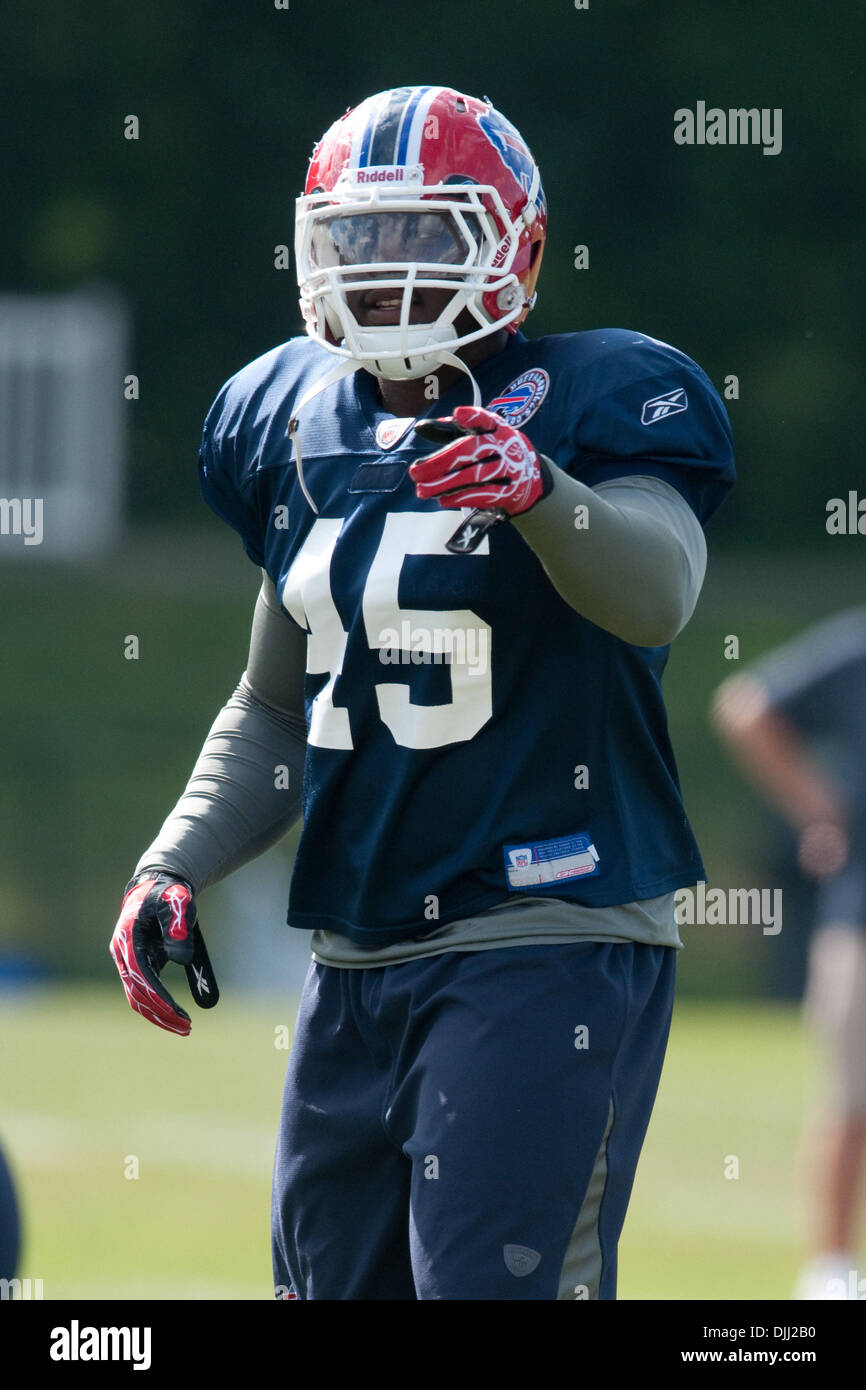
[287,358,365,514]
[433,351,483,409]
[288,349,483,514]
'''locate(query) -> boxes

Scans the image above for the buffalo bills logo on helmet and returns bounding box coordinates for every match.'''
[487,368,549,427]
[477,108,546,213]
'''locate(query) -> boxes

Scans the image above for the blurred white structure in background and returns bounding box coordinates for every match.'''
[0,287,129,557]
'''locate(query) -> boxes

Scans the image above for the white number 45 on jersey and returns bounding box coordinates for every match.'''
[281,511,493,751]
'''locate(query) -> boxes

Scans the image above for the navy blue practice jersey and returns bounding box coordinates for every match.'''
[199,328,735,945]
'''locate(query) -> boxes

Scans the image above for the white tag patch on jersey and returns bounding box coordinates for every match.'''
[487,368,549,427]
[641,387,688,425]
[375,417,416,450]
[503,832,599,890]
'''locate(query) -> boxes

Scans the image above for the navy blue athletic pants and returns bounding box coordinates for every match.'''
[272,941,675,1299]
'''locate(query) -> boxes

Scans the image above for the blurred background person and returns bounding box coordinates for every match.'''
[712,608,866,1299]
[0,1140,21,1287]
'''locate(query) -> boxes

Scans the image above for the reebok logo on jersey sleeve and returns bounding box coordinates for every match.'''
[640,387,688,425]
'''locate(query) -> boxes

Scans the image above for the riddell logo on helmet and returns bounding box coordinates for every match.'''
[350,164,424,186]
[491,235,512,269]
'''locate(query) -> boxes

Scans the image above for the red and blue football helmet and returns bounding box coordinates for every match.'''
[295,86,547,379]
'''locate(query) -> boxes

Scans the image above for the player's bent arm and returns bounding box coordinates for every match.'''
[710,674,845,829]
[710,673,848,876]
[134,575,307,893]
[511,470,706,647]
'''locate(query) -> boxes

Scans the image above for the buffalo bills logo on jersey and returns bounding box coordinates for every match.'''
[487,368,549,427]
[477,108,546,211]
[641,387,689,425]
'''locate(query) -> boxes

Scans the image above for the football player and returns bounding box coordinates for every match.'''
[111,85,735,1300]
[712,610,866,1300]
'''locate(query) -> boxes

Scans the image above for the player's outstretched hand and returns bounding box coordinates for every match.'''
[109,873,219,1036]
[411,405,553,517]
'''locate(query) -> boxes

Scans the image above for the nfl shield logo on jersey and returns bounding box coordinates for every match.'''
[487,368,549,427]
[375,417,415,450]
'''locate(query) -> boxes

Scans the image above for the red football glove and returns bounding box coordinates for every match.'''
[411,404,552,516]
[109,872,219,1036]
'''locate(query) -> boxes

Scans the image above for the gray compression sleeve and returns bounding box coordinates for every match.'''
[244,571,308,714]
[512,470,707,646]
[134,581,307,893]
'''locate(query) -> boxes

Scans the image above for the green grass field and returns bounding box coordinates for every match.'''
[3,985,828,1300]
